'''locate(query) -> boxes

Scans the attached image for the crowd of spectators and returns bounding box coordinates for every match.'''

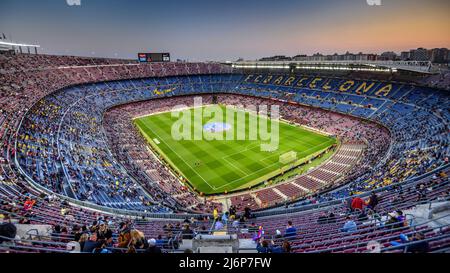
[0,52,449,254]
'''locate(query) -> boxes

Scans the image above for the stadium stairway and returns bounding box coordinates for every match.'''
[177,222,258,253]
[405,201,450,228]
[177,237,257,253]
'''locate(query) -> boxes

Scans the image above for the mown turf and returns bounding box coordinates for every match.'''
[134,105,336,194]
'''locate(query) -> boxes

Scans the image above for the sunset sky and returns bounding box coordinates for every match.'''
[0,0,449,61]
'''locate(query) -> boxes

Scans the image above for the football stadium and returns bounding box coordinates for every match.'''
[0,0,449,266]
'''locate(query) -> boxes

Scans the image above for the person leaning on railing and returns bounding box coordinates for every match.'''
[0,222,17,245]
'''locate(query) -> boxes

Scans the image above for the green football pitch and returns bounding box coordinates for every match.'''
[134,105,336,195]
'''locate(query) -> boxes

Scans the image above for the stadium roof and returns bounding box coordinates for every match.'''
[232,60,434,74]
[0,41,40,48]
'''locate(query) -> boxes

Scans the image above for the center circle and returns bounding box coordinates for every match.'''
[203,122,231,133]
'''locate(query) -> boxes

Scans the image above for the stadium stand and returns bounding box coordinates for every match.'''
[0,53,449,253]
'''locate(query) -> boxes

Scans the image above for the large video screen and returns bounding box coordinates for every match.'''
[138,53,170,63]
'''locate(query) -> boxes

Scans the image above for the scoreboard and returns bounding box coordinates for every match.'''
[138,53,170,63]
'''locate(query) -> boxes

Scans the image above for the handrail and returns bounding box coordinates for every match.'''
[0,242,174,254]
[431,246,450,253]
[209,219,217,234]
[0,234,68,247]
[253,212,420,247]
[172,230,183,249]
[302,214,450,253]
[381,233,450,253]
[251,164,449,218]
[0,233,177,253]
[0,244,70,254]
[8,144,450,223]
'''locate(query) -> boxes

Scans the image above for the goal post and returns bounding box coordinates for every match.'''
[279,151,297,164]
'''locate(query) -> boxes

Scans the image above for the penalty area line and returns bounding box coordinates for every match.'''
[141,122,217,191]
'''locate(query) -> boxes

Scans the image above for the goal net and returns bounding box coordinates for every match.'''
[279,151,297,164]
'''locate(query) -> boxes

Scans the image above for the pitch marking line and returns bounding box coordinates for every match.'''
[216,138,336,190]
[139,114,336,193]
[214,161,281,190]
[143,122,218,190]
[221,142,260,161]
[222,157,249,176]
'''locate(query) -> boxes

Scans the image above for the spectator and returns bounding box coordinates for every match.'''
[51,225,62,241]
[253,226,264,242]
[229,205,237,220]
[23,198,36,211]
[221,212,229,225]
[0,222,17,244]
[275,230,282,239]
[351,196,365,211]
[317,212,328,224]
[366,241,381,253]
[248,222,258,233]
[145,238,162,253]
[127,245,137,253]
[345,198,353,211]
[244,207,252,219]
[407,232,430,253]
[78,233,89,251]
[256,239,291,253]
[385,211,405,229]
[285,221,297,239]
[72,225,82,242]
[416,184,427,202]
[182,224,194,239]
[396,210,407,226]
[129,229,147,250]
[117,222,131,248]
[93,239,112,253]
[390,233,409,248]
[82,233,100,253]
[66,241,81,253]
[232,218,240,229]
[256,240,270,253]
[341,216,357,233]
[367,192,379,210]
[214,220,224,231]
[327,212,337,223]
[213,208,219,221]
[97,222,113,240]
[155,235,166,246]
[271,240,291,253]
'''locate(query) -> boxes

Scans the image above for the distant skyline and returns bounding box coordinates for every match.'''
[1,0,449,61]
